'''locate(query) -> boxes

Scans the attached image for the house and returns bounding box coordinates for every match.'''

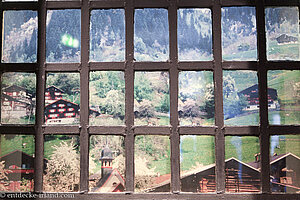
[276,34,298,45]
[44,99,100,124]
[1,85,34,120]
[45,86,64,105]
[90,146,125,192]
[248,153,300,193]
[150,157,261,193]
[238,84,278,111]
[44,99,80,124]
[0,150,34,192]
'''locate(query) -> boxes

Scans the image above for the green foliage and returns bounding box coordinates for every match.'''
[46,73,80,96]
[225,136,260,163]
[0,135,34,156]
[135,136,170,174]
[134,73,154,103]
[92,71,125,98]
[155,94,169,113]
[180,136,215,171]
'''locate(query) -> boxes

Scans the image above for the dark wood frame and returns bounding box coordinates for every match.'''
[0,0,299,199]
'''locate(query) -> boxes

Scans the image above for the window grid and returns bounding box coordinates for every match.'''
[0,0,299,199]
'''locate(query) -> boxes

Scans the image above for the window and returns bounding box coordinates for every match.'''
[0,0,299,199]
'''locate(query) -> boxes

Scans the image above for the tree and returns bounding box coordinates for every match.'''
[134,73,154,103]
[43,140,80,192]
[223,75,236,98]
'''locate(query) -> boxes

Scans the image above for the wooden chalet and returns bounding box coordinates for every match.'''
[0,150,34,192]
[150,157,260,193]
[90,146,125,193]
[45,86,64,105]
[248,153,300,193]
[1,85,34,120]
[238,84,278,111]
[45,99,100,124]
[45,99,80,124]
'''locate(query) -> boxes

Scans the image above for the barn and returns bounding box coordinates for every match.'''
[238,84,278,111]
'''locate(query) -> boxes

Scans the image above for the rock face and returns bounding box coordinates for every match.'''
[276,34,298,44]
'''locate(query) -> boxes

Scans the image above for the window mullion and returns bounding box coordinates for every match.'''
[257,0,270,194]
[212,1,225,193]
[80,0,90,193]
[169,0,180,193]
[125,0,134,192]
[35,0,47,193]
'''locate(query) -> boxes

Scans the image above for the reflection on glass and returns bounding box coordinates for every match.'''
[90,9,125,62]
[1,73,36,124]
[265,7,299,61]
[45,73,80,125]
[2,11,37,63]
[134,9,169,61]
[223,70,259,126]
[225,136,260,193]
[134,72,169,126]
[180,136,215,193]
[0,135,35,192]
[89,71,125,125]
[178,9,212,61]
[135,135,170,192]
[179,71,214,126]
[222,7,257,61]
[270,135,300,193]
[268,70,300,125]
[89,135,125,192]
[46,10,81,63]
[43,135,79,192]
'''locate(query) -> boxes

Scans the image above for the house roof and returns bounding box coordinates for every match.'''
[45,99,79,109]
[46,85,64,93]
[91,169,125,193]
[3,85,27,93]
[247,152,300,169]
[238,84,277,99]
[0,149,34,160]
[1,93,30,106]
[151,157,261,190]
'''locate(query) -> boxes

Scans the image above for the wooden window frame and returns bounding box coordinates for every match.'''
[0,0,299,199]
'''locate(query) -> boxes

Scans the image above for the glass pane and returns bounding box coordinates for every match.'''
[270,135,300,193]
[0,135,35,192]
[134,72,169,126]
[45,73,80,125]
[268,70,300,125]
[180,136,215,193]
[223,70,259,126]
[265,7,299,61]
[2,11,37,63]
[90,9,125,62]
[134,9,169,61]
[44,135,80,192]
[89,71,125,125]
[46,10,81,63]
[135,135,170,192]
[178,71,214,126]
[1,73,36,124]
[89,135,125,192]
[178,9,212,61]
[222,7,257,61]
[225,136,261,193]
